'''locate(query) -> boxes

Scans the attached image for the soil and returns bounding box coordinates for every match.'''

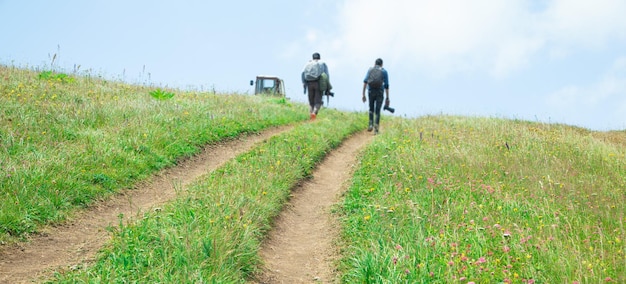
[0,125,373,284]
[251,130,372,284]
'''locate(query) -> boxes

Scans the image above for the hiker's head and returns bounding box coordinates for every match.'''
[312,52,321,60]
[375,58,383,66]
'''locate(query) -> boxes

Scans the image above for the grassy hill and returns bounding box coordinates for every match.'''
[1,65,624,283]
[339,116,625,283]
[0,65,311,241]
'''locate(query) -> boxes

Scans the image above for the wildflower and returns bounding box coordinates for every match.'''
[476,257,486,265]
[364,215,371,221]
[395,244,403,250]
[503,245,510,253]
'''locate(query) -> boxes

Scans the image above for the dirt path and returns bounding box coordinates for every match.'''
[0,126,293,284]
[252,131,373,284]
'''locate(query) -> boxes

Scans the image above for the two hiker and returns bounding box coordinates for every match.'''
[301,53,391,134]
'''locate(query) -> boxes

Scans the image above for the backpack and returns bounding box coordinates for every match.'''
[367,66,384,88]
[319,72,330,92]
[303,61,323,81]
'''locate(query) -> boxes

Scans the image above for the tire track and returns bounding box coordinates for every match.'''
[0,125,294,284]
[252,130,373,284]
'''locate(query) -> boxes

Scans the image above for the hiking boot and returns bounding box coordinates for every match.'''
[374,124,379,135]
[367,123,373,132]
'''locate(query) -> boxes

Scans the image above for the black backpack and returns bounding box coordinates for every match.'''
[367,66,384,88]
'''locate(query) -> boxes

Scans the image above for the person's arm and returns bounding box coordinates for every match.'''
[301,71,307,94]
[383,69,390,105]
[362,82,367,102]
[362,68,370,102]
[385,88,390,106]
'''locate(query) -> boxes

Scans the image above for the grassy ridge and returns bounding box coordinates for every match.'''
[339,116,626,283]
[3,65,626,283]
[0,65,308,242]
[53,111,363,282]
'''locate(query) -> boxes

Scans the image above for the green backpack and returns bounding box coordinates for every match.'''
[319,72,331,92]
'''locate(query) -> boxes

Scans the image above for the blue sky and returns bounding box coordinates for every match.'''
[2,0,625,131]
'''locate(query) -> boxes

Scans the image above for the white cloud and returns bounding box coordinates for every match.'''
[546,56,626,129]
[325,0,626,78]
[541,0,626,48]
[548,56,626,105]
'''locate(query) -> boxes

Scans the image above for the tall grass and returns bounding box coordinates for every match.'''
[338,115,626,283]
[4,64,625,283]
[52,109,363,283]
[0,65,308,242]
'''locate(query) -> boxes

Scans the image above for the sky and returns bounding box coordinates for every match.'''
[1,0,626,131]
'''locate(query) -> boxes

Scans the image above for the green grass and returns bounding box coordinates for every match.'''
[52,109,363,283]
[0,65,309,242]
[2,65,625,283]
[338,116,626,283]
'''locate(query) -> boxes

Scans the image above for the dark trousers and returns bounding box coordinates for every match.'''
[368,88,384,125]
[307,81,323,114]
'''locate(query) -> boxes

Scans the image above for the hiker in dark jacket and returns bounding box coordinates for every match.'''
[302,52,329,120]
[362,58,389,134]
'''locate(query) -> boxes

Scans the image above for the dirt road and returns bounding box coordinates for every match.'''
[252,131,372,284]
[0,126,373,283]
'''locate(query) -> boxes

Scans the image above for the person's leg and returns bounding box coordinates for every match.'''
[307,82,316,115]
[313,82,323,114]
[373,90,384,134]
[368,91,376,131]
